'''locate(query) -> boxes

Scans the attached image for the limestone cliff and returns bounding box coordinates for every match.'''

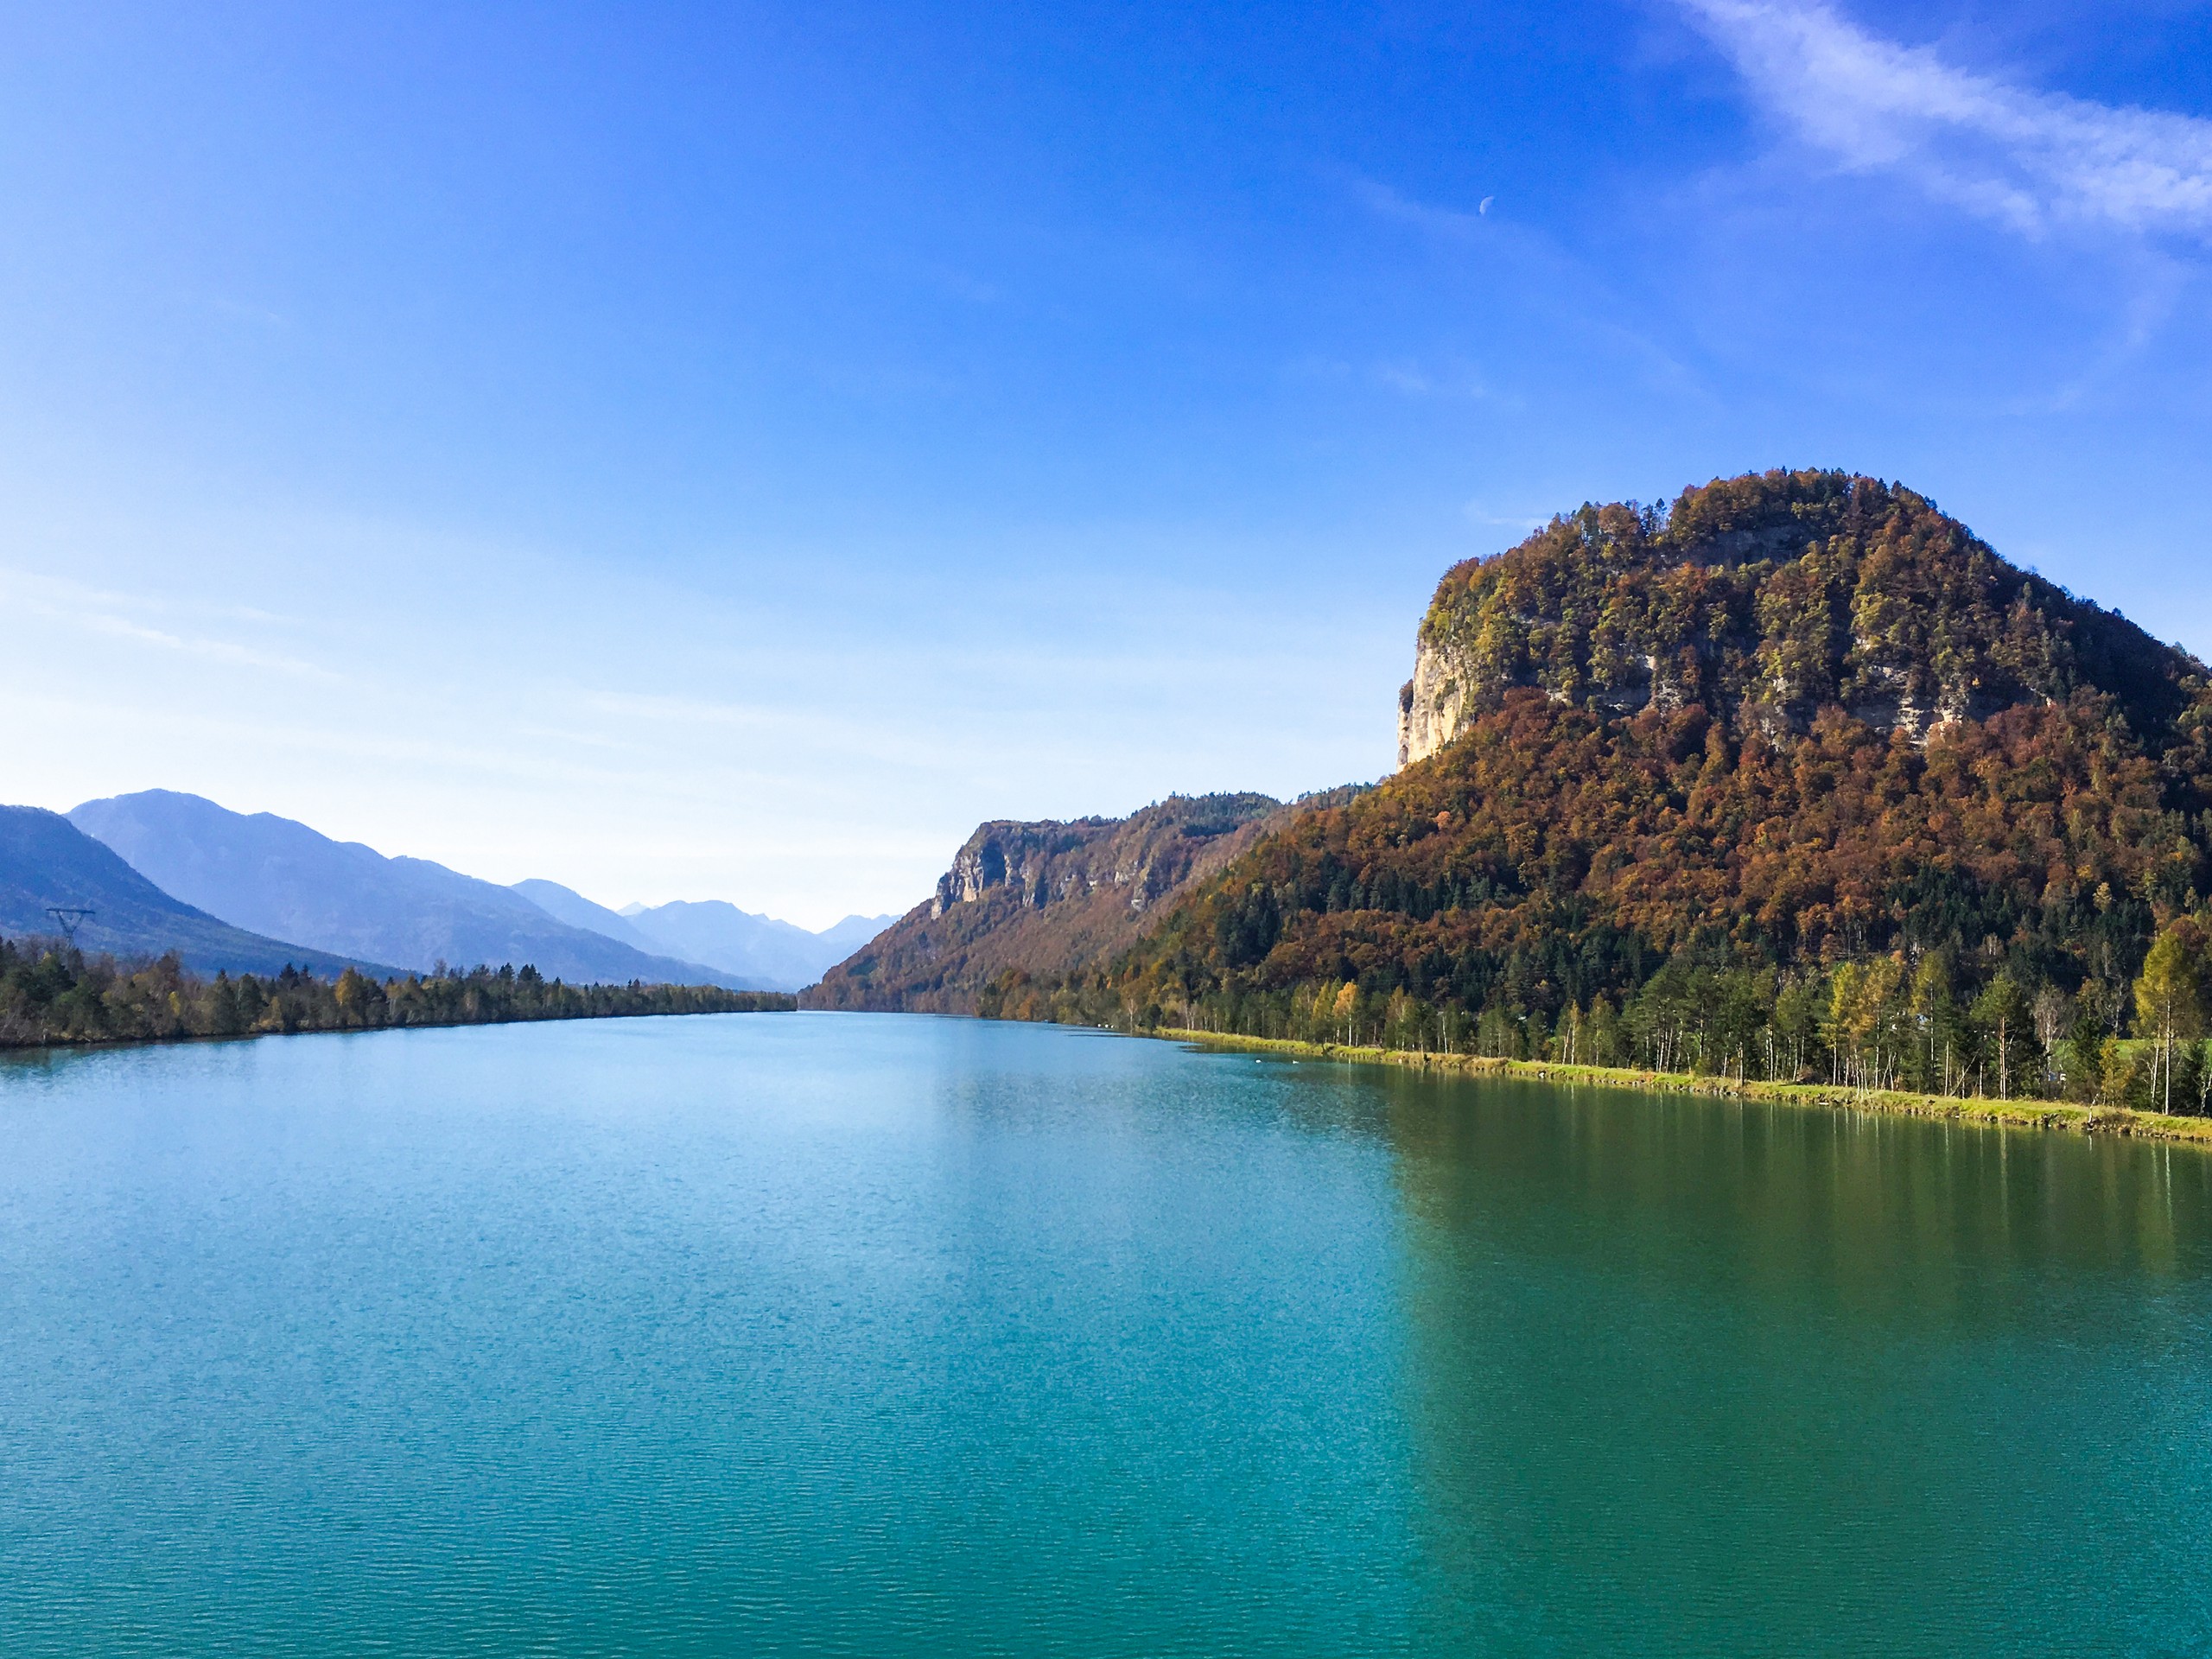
[1395,647,1471,771]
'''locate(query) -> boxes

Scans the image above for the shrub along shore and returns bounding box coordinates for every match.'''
[1152,1027,2212,1148]
[0,936,793,1050]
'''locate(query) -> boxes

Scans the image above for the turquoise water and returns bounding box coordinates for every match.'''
[1,1014,2208,1656]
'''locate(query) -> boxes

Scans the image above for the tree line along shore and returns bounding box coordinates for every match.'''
[980,910,2212,1125]
[0,936,793,1049]
[1147,1027,2212,1148]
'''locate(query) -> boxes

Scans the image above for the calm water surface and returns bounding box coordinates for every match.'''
[2,1013,2208,1656]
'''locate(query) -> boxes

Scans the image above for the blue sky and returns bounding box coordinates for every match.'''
[3,1,2209,925]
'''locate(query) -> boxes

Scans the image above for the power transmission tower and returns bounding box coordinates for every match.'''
[45,906,95,944]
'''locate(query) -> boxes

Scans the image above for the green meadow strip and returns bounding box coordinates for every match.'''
[1151,1027,2212,1147]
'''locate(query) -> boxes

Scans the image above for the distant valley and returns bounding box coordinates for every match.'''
[518,880,893,992]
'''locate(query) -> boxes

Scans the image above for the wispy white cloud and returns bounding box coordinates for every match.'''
[1681,0,2212,238]
[0,569,334,678]
[1345,173,1706,397]
[1371,358,1492,399]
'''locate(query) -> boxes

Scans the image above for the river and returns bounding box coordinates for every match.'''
[2,1012,2207,1655]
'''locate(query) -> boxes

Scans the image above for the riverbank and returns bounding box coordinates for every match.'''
[1152,1027,2212,1147]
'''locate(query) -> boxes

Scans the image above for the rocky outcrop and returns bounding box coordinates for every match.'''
[806,794,1288,1013]
[1393,469,2188,770]
[1396,646,1472,771]
[930,798,1269,921]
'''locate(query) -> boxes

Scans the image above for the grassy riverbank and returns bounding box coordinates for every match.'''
[1153,1027,2212,1147]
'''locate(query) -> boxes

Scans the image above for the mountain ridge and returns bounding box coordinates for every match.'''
[619,899,890,992]
[511,884,889,990]
[0,805,397,977]
[68,792,753,988]
[509,879,666,955]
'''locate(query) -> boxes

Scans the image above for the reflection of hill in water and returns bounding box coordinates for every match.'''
[1366,1071,2212,1651]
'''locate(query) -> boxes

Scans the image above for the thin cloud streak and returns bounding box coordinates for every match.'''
[1681,0,2212,238]
[1348,173,1707,398]
[0,572,334,680]
[1354,177,1490,240]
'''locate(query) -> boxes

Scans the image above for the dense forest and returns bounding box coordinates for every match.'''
[0,937,792,1048]
[977,472,2212,1113]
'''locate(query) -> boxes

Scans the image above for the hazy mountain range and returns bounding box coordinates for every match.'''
[517,880,893,990]
[0,805,393,978]
[621,899,892,990]
[48,791,889,990]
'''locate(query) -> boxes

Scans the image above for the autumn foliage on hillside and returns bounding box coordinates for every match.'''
[1409,469,2194,743]
[1002,472,2212,1110]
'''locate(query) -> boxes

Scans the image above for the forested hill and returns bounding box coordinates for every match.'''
[1016,471,2212,1108]
[1396,468,2202,765]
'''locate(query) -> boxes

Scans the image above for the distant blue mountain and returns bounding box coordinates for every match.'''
[509,880,663,953]
[612,899,896,991]
[816,913,899,957]
[68,791,760,988]
[514,883,894,992]
[0,805,392,977]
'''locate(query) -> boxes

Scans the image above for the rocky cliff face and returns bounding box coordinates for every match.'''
[1395,469,2190,770]
[1396,647,1471,771]
[931,798,1270,920]
[806,793,1286,1013]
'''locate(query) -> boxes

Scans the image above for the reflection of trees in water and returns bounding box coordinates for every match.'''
[1372,1071,2212,1652]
